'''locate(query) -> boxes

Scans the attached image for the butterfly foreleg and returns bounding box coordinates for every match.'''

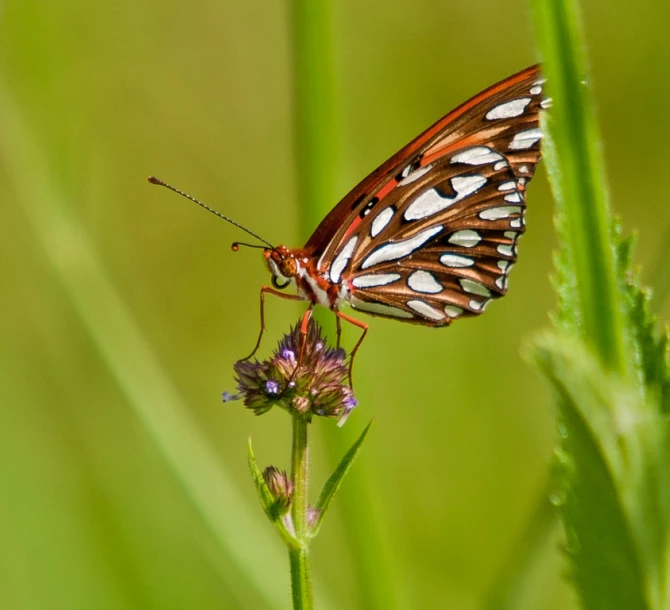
[335,310,369,388]
[283,304,315,391]
[241,285,304,361]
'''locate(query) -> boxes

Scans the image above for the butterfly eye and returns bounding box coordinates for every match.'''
[272,275,291,290]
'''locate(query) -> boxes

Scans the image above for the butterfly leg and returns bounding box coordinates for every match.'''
[283,304,314,391]
[294,303,314,370]
[241,286,304,361]
[334,310,368,388]
[335,315,342,349]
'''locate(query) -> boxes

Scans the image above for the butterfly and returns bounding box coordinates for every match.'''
[151,65,547,383]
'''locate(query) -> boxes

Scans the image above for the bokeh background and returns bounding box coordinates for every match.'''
[2,1,669,609]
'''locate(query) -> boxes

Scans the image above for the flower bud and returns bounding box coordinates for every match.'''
[263,466,293,512]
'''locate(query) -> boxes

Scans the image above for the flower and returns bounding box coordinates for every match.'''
[224,319,358,424]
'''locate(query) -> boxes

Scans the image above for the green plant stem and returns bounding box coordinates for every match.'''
[289,0,336,237]
[531,0,630,378]
[289,416,313,610]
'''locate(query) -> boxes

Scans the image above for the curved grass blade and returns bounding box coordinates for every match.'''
[0,81,291,610]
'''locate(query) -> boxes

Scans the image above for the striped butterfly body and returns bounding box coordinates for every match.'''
[265,65,546,336]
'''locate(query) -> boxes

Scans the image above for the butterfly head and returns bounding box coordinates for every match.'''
[265,246,301,290]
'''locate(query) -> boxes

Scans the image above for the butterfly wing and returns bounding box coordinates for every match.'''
[309,65,545,325]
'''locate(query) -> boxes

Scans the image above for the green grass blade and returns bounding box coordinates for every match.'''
[531,0,630,377]
[0,81,291,610]
[530,1,670,608]
[289,0,337,239]
[289,3,405,608]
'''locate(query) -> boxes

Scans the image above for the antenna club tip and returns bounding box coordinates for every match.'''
[231,242,240,252]
[147,176,162,185]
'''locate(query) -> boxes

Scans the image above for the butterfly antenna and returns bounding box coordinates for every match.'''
[231,241,269,252]
[148,176,275,249]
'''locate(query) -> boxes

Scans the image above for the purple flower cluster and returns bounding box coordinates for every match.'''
[224,319,357,424]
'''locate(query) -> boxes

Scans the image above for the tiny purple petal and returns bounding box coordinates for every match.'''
[343,396,358,409]
[281,348,296,362]
[265,380,280,394]
[315,341,324,351]
[288,381,296,388]
[222,391,241,403]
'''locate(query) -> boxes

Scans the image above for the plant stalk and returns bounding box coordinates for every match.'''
[289,416,313,609]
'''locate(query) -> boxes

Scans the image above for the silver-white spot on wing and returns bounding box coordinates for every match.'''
[478,206,522,220]
[361,225,443,269]
[510,217,523,229]
[459,278,491,297]
[540,98,553,109]
[497,260,511,272]
[530,85,542,95]
[485,97,532,120]
[497,244,515,257]
[407,270,443,294]
[504,192,523,203]
[407,299,445,320]
[509,128,542,150]
[440,253,475,268]
[493,160,508,171]
[398,164,433,186]
[450,146,504,166]
[504,231,518,241]
[444,305,463,318]
[349,295,414,319]
[448,230,481,248]
[370,207,394,238]
[495,276,507,290]
[469,299,484,311]
[351,273,401,288]
[404,175,486,221]
[498,181,516,191]
[330,236,358,283]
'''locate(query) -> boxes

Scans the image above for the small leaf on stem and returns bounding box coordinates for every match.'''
[309,419,374,537]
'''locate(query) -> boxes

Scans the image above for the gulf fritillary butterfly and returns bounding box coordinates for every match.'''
[151,65,547,383]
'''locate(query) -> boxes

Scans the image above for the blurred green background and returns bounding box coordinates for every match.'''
[2,1,669,608]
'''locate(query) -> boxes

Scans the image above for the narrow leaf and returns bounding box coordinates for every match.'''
[531,333,670,610]
[310,420,374,537]
[615,227,670,415]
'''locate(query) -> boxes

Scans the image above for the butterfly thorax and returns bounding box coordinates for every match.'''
[265,246,341,310]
